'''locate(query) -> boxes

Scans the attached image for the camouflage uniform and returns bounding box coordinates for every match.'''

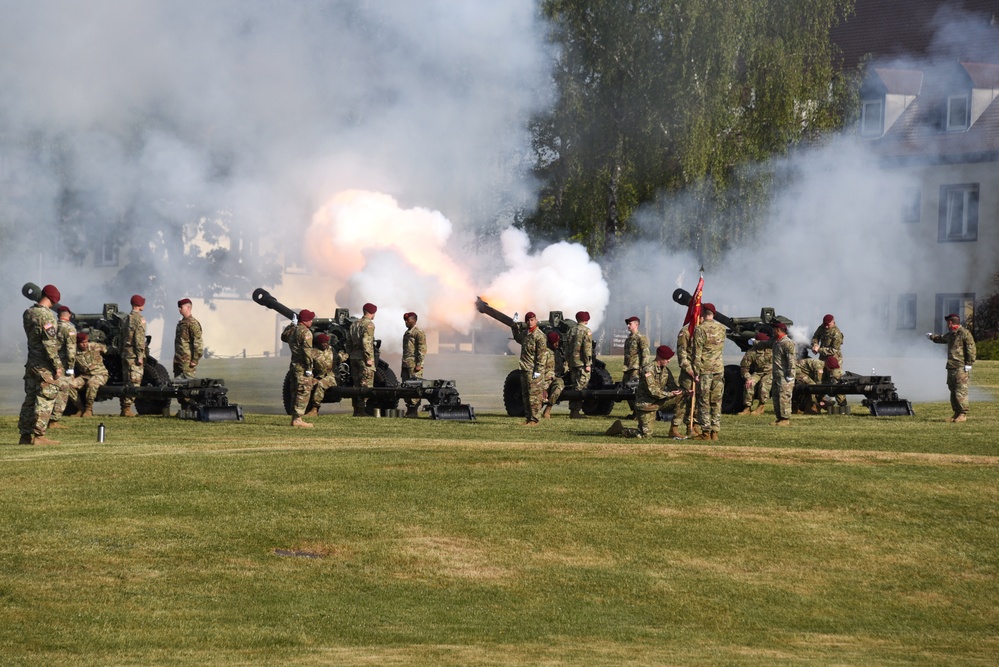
[307,345,344,413]
[402,324,427,410]
[18,304,63,440]
[617,362,680,438]
[49,317,78,424]
[693,318,727,436]
[173,315,204,379]
[771,334,797,422]
[811,323,846,406]
[348,315,376,414]
[739,341,772,411]
[542,345,565,410]
[929,325,976,418]
[565,322,593,414]
[671,327,696,434]
[513,324,547,423]
[793,357,826,413]
[283,322,314,419]
[73,341,109,415]
[622,330,650,414]
[118,308,146,414]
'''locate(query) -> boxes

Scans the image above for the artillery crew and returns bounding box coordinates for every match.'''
[622,316,650,418]
[283,309,316,428]
[669,324,698,439]
[348,303,377,417]
[692,303,727,441]
[72,332,108,418]
[48,305,78,429]
[811,314,846,408]
[305,333,343,417]
[173,298,204,379]
[606,345,682,439]
[401,312,427,418]
[738,331,772,416]
[565,311,593,419]
[18,284,63,445]
[513,312,546,425]
[118,294,147,418]
[771,322,796,426]
[541,330,565,419]
[927,314,976,422]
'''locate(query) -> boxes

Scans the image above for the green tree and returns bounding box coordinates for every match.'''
[528,0,857,264]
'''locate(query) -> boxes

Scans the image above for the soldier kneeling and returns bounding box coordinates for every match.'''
[606,345,683,439]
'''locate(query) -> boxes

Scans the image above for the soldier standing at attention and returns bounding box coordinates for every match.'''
[669,323,698,440]
[73,332,109,418]
[566,311,593,419]
[401,312,427,418]
[811,314,846,408]
[119,294,146,417]
[282,309,316,427]
[173,298,204,379]
[691,303,727,441]
[606,345,683,439]
[541,331,565,419]
[927,313,976,422]
[771,322,796,426]
[622,316,650,419]
[512,312,546,425]
[305,333,343,417]
[348,303,377,417]
[18,284,63,445]
[47,305,77,429]
[737,331,772,416]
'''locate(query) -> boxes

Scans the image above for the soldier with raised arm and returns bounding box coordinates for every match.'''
[927,313,976,423]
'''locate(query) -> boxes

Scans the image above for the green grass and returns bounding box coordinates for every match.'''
[1,361,998,665]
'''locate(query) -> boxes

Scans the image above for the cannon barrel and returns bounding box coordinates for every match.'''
[252,287,297,320]
[475,296,516,328]
[672,287,792,352]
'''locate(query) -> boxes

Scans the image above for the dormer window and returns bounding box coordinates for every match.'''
[946,94,969,131]
[861,99,884,136]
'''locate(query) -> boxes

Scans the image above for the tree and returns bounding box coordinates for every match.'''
[527,0,857,265]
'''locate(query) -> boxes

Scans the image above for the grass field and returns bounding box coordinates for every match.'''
[1,359,997,666]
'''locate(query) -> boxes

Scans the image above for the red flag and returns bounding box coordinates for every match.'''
[683,275,704,337]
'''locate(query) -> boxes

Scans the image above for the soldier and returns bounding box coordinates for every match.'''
[771,322,796,426]
[72,332,109,418]
[622,316,650,419]
[811,314,846,408]
[927,313,976,422]
[118,294,147,417]
[348,303,377,417]
[541,330,565,419]
[173,298,204,379]
[282,308,316,427]
[401,312,427,418]
[793,351,826,414]
[737,331,772,415]
[47,306,78,429]
[512,311,546,425]
[691,303,727,441]
[18,284,63,445]
[565,311,593,419]
[305,333,344,417]
[669,324,698,439]
[606,345,683,439]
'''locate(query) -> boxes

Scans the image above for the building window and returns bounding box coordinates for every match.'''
[938,184,978,242]
[934,293,975,333]
[946,94,969,131]
[861,99,883,136]
[901,186,920,223]
[95,236,119,267]
[897,293,916,329]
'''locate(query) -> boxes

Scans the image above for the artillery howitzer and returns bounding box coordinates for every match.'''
[21,282,244,421]
[253,288,475,420]
[476,297,624,417]
[670,287,912,416]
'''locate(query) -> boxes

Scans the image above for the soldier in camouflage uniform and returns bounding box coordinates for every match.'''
[118,294,147,417]
[72,332,109,418]
[565,311,593,419]
[927,313,976,422]
[512,312,546,425]
[48,306,78,429]
[305,333,344,417]
[18,284,63,445]
[737,331,772,415]
[606,345,683,439]
[692,303,727,441]
[811,314,846,407]
[282,309,316,427]
[669,324,698,439]
[771,322,796,425]
[541,331,565,419]
[622,316,650,418]
[793,352,826,414]
[173,298,204,379]
[348,303,377,417]
[401,312,427,418]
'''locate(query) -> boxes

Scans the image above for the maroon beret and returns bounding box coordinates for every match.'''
[823,314,834,325]
[41,284,61,303]
[76,332,89,343]
[298,309,316,322]
[625,316,640,324]
[178,298,192,307]
[755,331,770,342]
[656,345,674,360]
[130,294,145,307]
[363,303,377,314]
[403,312,417,321]
[524,311,537,321]
[773,321,787,332]
[702,303,716,315]
[315,333,330,346]
[547,331,560,345]
[825,356,840,370]
[57,305,71,313]
[945,313,960,322]
[575,311,589,323]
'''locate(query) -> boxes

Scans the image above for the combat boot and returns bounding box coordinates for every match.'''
[541,403,552,419]
[569,408,585,420]
[737,407,752,416]
[120,406,136,417]
[291,417,314,428]
[687,423,702,437]
[18,433,33,445]
[667,425,685,440]
[47,420,67,430]
[523,419,539,426]
[691,432,712,441]
[954,413,967,423]
[32,435,60,445]
[753,404,766,416]
[81,403,94,418]
[405,406,420,418]
[304,406,320,417]
[605,420,625,436]
[774,419,790,427]
[710,431,719,441]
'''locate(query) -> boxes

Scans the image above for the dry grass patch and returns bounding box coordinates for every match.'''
[394,531,512,583]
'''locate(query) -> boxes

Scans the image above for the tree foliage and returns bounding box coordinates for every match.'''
[527,0,857,264]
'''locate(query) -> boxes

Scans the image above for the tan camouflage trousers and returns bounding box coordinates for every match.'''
[772,378,794,421]
[309,375,337,410]
[19,369,59,437]
[545,377,564,407]
[119,359,144,411]
[520,370,544,423]
[50,374,80,422]
[744,372,772,407]
[292,369,316,418]
[696,371,724,433]
[671,371,695,430]
[350,359,375,410]
[402,364,422,409]
[828,367,846,406]
[72,375,107,411]
[174,358,198,379]
[567,367,590,411]
[947,368,970,415]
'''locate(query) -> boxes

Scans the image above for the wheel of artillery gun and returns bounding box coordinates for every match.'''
[367,360,400,413]
[136,362,172,415]
[502,369,525,418]
[721,364,745,415]
[581,365,615,416]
